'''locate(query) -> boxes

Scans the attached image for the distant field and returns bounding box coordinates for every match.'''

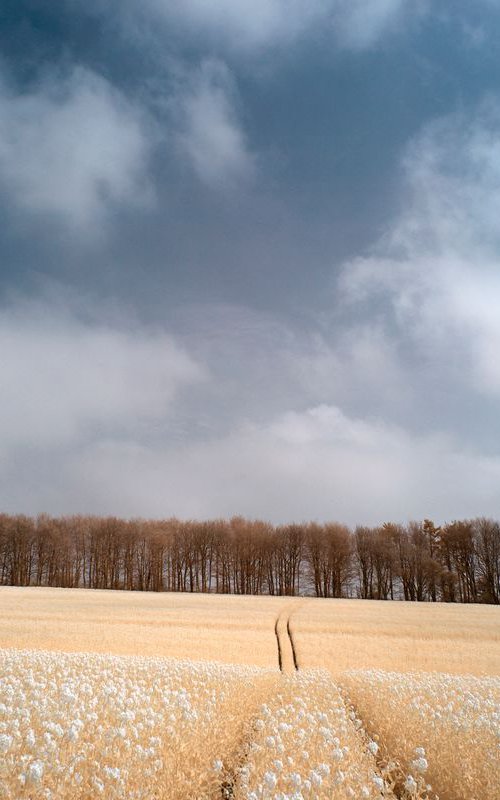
[0,587,499,799]
[0,586,499,674]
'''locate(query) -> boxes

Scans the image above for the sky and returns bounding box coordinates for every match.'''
[1,1,500,525]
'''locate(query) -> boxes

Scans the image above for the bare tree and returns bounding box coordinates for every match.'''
[0,511,498,603]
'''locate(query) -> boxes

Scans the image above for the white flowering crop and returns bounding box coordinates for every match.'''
[1,648,498,800]
[340,669,500,800]
[0,648,276,799]
[235,670,386,799]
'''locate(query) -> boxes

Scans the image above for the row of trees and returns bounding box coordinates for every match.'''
[1,513,499,603]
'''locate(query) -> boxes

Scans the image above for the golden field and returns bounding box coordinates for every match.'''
[1,586,499,674]
[0,587,499,800]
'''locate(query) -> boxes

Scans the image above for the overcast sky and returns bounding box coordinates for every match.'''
[1,1,500,525]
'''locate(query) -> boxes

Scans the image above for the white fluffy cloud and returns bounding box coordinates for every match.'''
[331,0,412,49]
[340,99,500,397]
[0,303,204,449]
[173,60,255,189]
[0,67,154,234]
[145,0,416,51]
[149,0,325,50]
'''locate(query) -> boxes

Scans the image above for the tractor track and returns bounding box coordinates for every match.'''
[286,616,299,671]
[274,608,299,673]
[274,615,283,672]
[220,609,300,796]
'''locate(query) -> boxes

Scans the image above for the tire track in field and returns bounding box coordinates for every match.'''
[287,615,299,671]
[274,608,299,673]
[274,615,283,671]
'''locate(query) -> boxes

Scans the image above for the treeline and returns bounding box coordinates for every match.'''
[1,513,499,603]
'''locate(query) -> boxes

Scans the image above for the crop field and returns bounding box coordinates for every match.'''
[0,588,499,799]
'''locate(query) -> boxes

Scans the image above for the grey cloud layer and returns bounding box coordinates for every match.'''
[4,392,500,524]
[0,304,204,450]
[1,2,500,524]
